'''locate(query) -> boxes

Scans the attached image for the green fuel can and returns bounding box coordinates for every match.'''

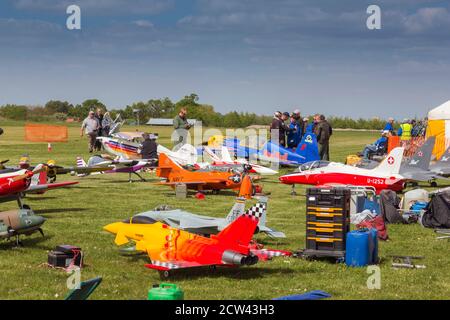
[148,283,184,300]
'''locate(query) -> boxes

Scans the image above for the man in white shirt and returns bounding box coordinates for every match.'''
[81,111,99,153]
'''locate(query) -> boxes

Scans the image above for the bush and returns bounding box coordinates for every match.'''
[0,104,28,120]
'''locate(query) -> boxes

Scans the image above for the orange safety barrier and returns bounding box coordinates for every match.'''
[387,136,400,153]
[24,123,68,142]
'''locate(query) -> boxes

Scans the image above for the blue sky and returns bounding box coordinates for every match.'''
[1,0,449,119]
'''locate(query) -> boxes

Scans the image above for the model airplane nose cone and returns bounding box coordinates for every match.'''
[35,215,46,226]
[103,222,122,234]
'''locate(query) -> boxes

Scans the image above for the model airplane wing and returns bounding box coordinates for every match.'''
[257,226,286,238]
[401,171,448,182]
[157,181,208,186]
[157,180,226,185]
[55,166,111,174]
[179,217,220,230]
[24,181,78,194]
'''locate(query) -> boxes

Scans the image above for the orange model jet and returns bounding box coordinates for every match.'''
[156,153,255,196]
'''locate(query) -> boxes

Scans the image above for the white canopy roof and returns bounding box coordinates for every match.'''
[428,100,450,120]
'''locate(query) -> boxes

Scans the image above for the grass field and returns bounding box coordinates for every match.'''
[0,123,449,300]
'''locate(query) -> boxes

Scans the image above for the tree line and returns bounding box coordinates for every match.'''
[0,93,394,129]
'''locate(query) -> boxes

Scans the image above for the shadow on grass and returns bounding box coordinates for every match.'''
[154,265,296,280]
[34,207,88,215]
[116,252,296,280]
[0,234,53,250]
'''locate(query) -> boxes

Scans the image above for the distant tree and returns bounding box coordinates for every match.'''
[44,100,72,114]
[68,99,107,119]
[0,104,28,120]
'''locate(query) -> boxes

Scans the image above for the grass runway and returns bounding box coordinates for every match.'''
[0,123,449,300]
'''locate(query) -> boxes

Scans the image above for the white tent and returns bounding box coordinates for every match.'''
[427,100,450,158]
[428,100,450,120]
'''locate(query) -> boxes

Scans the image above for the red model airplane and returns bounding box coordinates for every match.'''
[279,147,406,194]
[0,164,78,208]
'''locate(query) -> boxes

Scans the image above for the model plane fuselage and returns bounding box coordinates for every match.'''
[157,153,243,191]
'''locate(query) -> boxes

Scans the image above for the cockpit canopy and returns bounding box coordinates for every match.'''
[298,160,330,172]
[123,216,157,224]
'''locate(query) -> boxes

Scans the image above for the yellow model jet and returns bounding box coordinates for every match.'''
[104,209,291,277]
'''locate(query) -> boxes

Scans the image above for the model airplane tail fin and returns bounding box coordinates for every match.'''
[438,146,450,163]
[372,147,404,175]
[220,146,233,162]
[295,132,320,163]
[407,136,435,170]
[216,213,259,248]
[157,153,181,178]
[253,197,268,228]
[76,156,87,168]
[30,168,47,186]
[174,144,198,165]
[225,197,246,223]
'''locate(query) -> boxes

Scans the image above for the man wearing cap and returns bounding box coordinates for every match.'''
[362,131,389,159]
[81,110,100,153]
[383,117,395,135]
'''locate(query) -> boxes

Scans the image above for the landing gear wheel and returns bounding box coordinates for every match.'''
[430,181,438,188]
[159,270,171,279]
[291,185,297,196]
[22,204,31,210]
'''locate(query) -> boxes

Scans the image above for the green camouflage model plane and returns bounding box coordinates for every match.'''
[0,209,46,246]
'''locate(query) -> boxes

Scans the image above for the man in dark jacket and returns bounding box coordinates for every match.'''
[314,114,332,160]
[270,111,290,147]
[139,133,158,161]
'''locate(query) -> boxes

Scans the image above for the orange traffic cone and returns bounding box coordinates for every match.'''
[238,175,253,199]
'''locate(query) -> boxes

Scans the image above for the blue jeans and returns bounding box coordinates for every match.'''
[363,145,377,159]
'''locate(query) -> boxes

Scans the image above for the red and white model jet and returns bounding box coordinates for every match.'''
[0,164,78,208]
[279,147,406,193]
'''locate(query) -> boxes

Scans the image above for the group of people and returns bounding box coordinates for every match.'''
[361,117,428,159]
[80,108,113,153]
[270,110,332,160]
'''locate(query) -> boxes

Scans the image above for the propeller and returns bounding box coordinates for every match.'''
[38,228,44,237]
[1,159,9,164]
[10,164,47,182]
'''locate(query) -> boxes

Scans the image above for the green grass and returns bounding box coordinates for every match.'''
[0,124,449,300]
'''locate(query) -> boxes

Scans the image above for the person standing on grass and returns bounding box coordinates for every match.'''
[81,110,99,153]
[270,111,286,147]
[172,107,192,150]
[314,114,332,160]
[94,108,104,151]
[102,112,113,137]
[287,114,301,149]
